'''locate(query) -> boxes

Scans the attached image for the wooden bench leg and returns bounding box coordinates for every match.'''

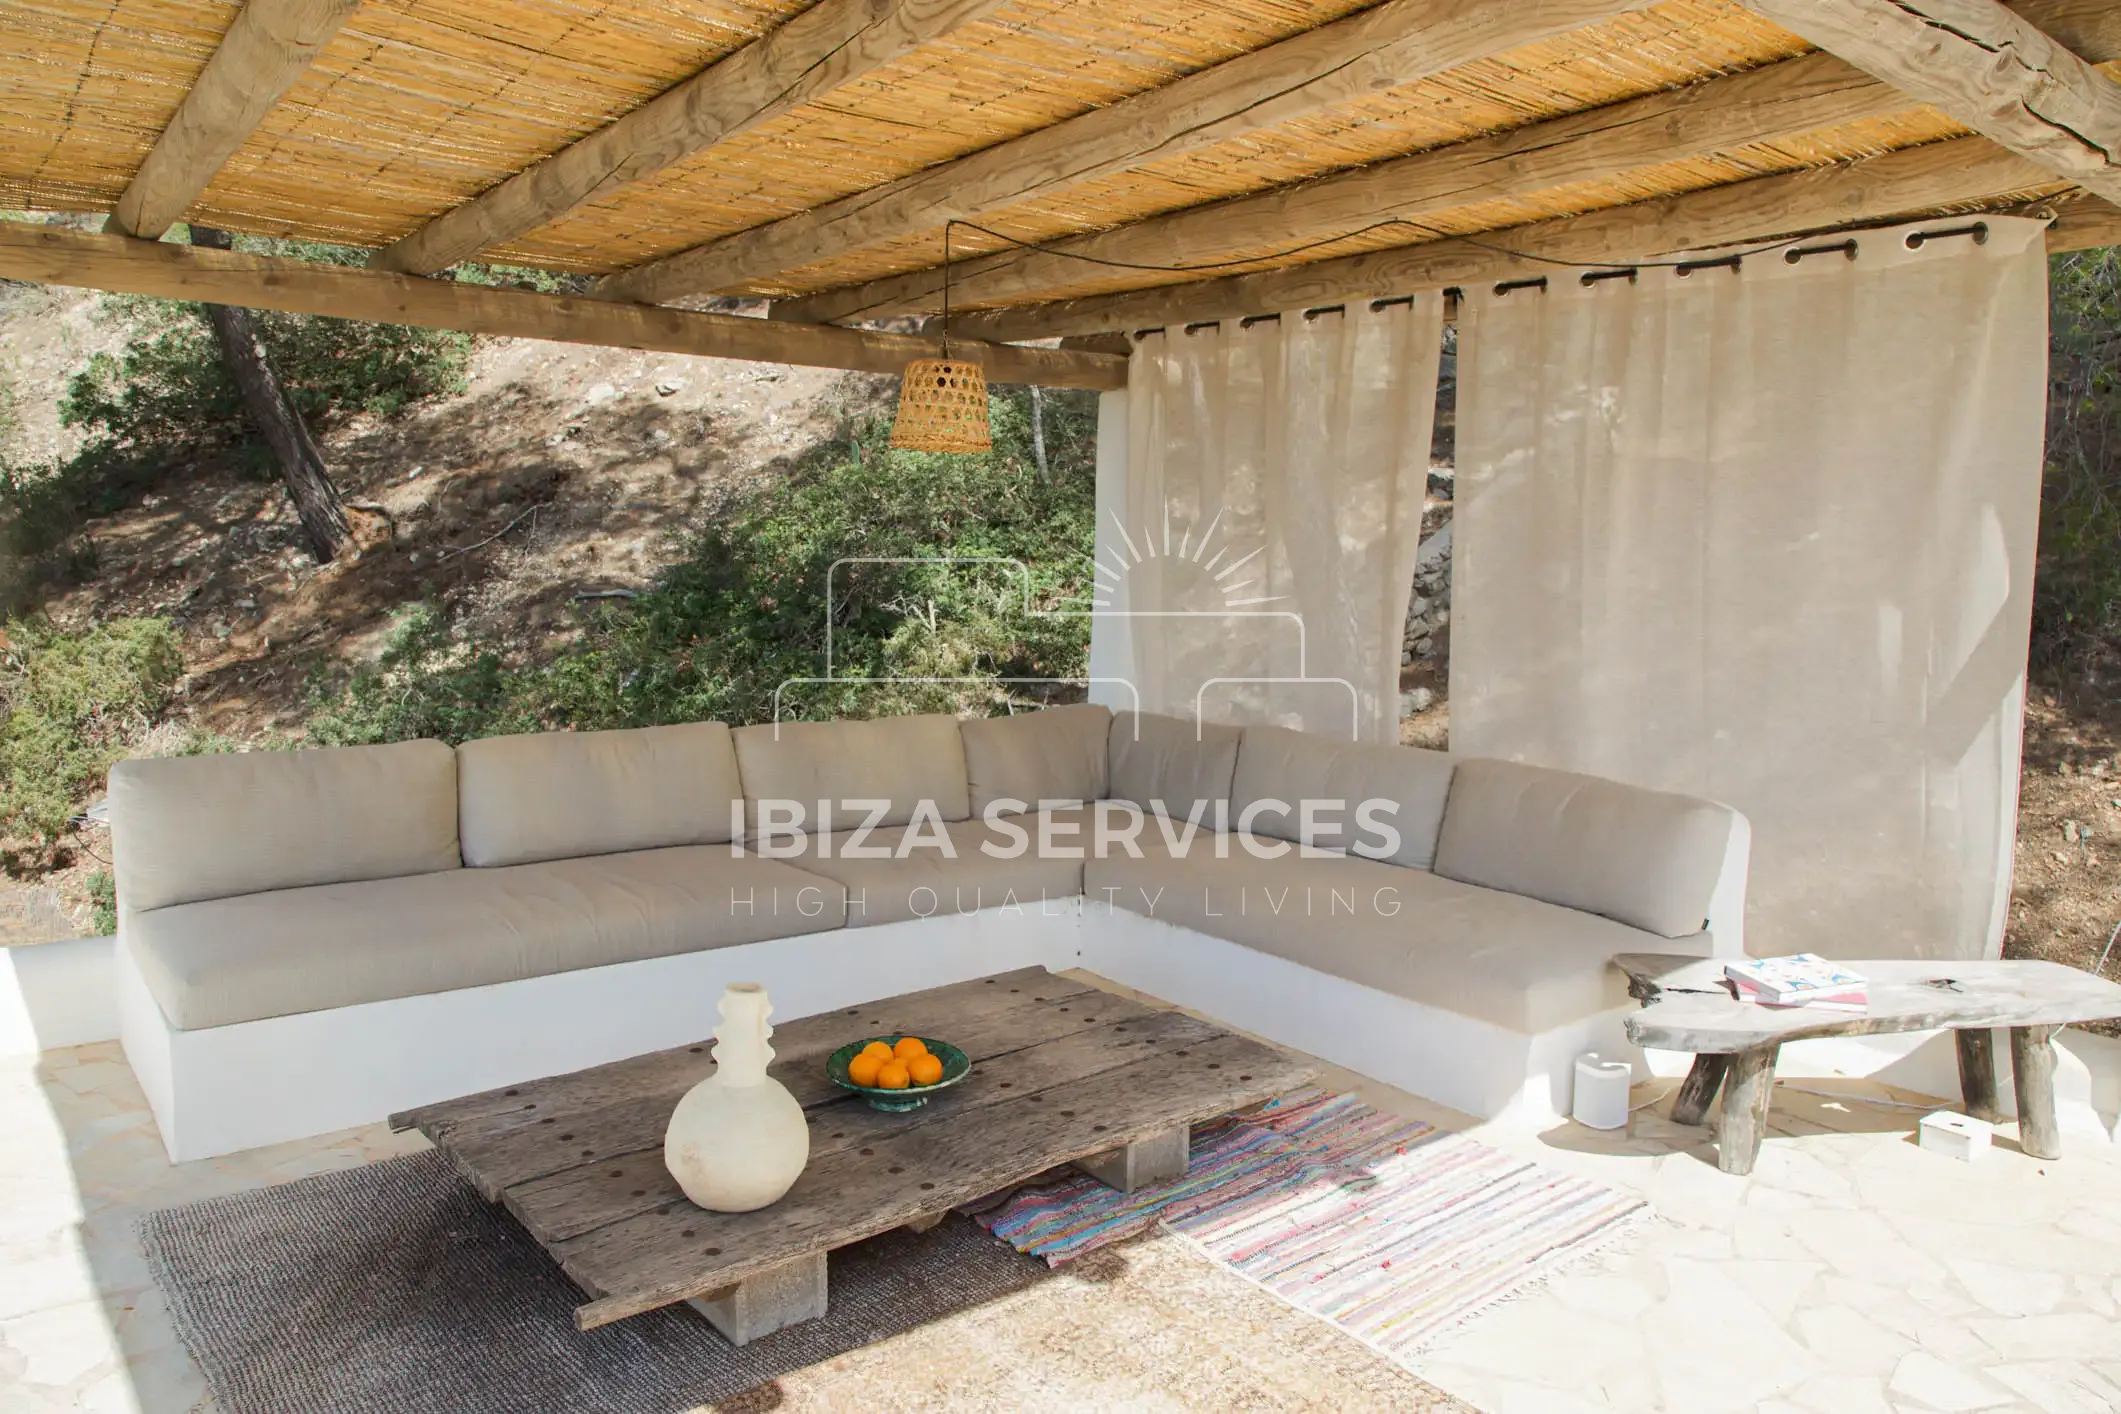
[1717,1045,1779,1176]
[1076,1124,1188,1193]
[1955,1028,2003,1123]
[2010,1024,2063,1161]
[688,1251,828,1346]
[1671,1054,1729,1126]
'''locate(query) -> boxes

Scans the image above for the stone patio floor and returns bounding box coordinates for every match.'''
[5,975,2121,1413]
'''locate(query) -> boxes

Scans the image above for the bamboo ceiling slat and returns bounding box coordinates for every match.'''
[739,0,1812,299]
[0,0,236,212]
[488,0,1378,274]
[183,0,809,248]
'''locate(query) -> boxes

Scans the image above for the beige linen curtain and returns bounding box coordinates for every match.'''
[1452,215,2049,961]
[1115,295,1442,741]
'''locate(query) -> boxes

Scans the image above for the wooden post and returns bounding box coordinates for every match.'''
[1670,1054,1729,1126]
[189,228,353,562]
[1716,1045,1779,1176]
[1955,1028,2003,1123]
[2009,1024,2063,1160]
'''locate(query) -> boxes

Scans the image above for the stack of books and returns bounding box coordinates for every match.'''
[1723,954,1868,1013]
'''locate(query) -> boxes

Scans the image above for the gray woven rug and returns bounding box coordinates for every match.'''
[138,1150,1053,1414]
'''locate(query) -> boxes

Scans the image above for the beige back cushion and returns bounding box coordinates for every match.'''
[1107,711,1242,822]
[1432,757,1737,938]
[456,722,743,867]
[732,714,971,832]
[110,739,461,912]
[1230,725,1455,869]
[961,704,1111,815]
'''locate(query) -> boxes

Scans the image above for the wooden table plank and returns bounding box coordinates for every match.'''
[504,1009,1223,1244]
[438,980,1150,1199]
[1614,955,2121,1052]
[558,1028,1314,1328]
[392,967,1097,1142]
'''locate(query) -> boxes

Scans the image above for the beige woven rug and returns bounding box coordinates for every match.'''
[141,1150,1470,1413]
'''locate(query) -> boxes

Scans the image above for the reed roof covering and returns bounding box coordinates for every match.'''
[0,0,2109,336]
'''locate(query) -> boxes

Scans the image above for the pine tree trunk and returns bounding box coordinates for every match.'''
[188,227,353,563]
[1029,384,1051,484]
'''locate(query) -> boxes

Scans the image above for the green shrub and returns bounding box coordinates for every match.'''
[305,603,539,747]
[2037,248,2121,679]
[0,616,183,840]
[60,293,472,448]
[0,364,18,453]
[306,386,1101,743]
[86,869,116,936]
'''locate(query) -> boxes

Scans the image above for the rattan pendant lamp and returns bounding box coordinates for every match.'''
[890,223,991,453]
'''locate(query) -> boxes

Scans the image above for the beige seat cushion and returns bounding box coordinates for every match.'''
[744,810,1088,926]
[1086,846,1701,1034]
[457,722,743,866]
[732,714,971,833]
[1433,758,1737,939]
[1107,711,1242,823]
[1230,725,1456,869]
[128,850,847,1031]
[961,703,1111,815]
[110,740,460,913]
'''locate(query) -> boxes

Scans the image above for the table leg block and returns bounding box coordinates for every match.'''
[688,1251,828,1346]
[1076,1124,1189,1193]
[2009,1024,2063,1161]
[1671,1054,1729,1126]
[1955,1028,2003,1123]
[1717,1045,1779,1177]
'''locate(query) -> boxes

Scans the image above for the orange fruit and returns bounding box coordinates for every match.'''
[860,1040,893,1061]
[876,1060,912,1090]
[892,1036,929,1063]
[848,1052,885,1087]
[907,1053,944,1086]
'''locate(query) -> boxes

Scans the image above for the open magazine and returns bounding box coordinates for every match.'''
[1723,954,1867,1013]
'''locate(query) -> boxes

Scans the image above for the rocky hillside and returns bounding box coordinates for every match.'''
[1,283,895,932]
[11,285,891,737]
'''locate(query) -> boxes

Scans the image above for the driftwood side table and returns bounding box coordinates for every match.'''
[1613,954,2121,1176]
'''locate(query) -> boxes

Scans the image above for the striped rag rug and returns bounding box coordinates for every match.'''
[969,1087,1647,1358]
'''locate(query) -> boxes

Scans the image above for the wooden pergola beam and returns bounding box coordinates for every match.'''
[368,0,1014,277]
[0,226,1125,390]
[2046,190,2121,250]
[591,0,1656,306]
[1744,0,2121,203]
[943,132,2060,341]
[781,0,2121,323]
[109,0,363,240]
[783,52,1900,323]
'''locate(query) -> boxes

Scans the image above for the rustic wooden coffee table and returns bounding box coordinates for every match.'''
[1615,953,2121,1176]
[392,967,1314,1341]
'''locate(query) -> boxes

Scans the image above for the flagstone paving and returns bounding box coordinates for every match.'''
[5,974,2120,1412]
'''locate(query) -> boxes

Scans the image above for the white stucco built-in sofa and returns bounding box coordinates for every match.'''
[109,704,1749,1160]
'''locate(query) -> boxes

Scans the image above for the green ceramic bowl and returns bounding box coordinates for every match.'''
[826,1036,972,1112]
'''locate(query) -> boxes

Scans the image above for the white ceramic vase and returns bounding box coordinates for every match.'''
[663,982,811,1212]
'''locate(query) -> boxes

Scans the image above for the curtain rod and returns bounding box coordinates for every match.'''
[1130,219,1994,342]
